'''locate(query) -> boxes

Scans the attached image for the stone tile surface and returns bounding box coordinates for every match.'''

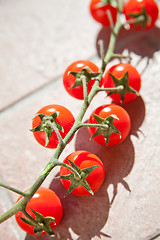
[0,0,160,240]
[0,0,99,111]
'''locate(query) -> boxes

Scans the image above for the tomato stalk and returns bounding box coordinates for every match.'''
[0,181,26,197]
[81,75,89,104]
[79,122,109,129]
[87,0,124,104]
[0,0,125,227]
[44,120,65,147]
[103,1,123,64]
[106,9,114,29]
[97,85,124,92]
[124,11,146,27]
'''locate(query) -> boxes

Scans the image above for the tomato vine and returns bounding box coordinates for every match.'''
[0,0,159,237]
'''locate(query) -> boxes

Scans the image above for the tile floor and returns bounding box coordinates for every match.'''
[0,0,160,240]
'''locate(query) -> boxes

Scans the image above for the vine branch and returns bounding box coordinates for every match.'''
[0,182,26,196]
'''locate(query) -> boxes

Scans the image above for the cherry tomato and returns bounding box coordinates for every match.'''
[60,151,105,196]
[15,187,63,235]
[103,63,141,103]
[89,0,117,26]
[88,104,131,146]
[63,60,102,100]
[32,104,75,148]
[123,0,159,31]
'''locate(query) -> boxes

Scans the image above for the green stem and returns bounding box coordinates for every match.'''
[97,85,124,92]
[88,0,124,104]
[0,195,27,223]
[98,40,105,62]
[0,182,26,196]
[112,53,132,59]
[0,158,60,223]
[106,9,114,30]
[125,15,145,26]
[79,122,108,129]
[81,75,88,104]
[148,233,160,240]
[104,1,123,64]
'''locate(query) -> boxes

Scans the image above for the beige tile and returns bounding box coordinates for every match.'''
[0,0,160,239]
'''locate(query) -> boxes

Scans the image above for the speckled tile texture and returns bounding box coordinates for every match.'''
[0,0,160,240]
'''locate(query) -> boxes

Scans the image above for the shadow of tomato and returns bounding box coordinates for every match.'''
[122,96,145,138]
[50,178,110,240]
[75,125,135,205]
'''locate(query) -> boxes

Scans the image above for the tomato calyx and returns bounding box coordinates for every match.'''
[57,159,98,196]
[107,71,139,103]
[91,114,120,146]
[70,67,100,89]
[31,112,64,147]
[127,7,148,29]
[20,209,56,236]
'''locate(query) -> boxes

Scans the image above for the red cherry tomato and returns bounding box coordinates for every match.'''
[63,60,102,100]
[60,151,105,196]
[123,0,159,31]
[88,104,131,146]
[15,187,63,235]
[89,0,117,26]
[103,63,141,103]
[32,104,75,148]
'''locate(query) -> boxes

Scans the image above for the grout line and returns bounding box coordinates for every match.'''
[0,74,62,114]
[0,54,98,115]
